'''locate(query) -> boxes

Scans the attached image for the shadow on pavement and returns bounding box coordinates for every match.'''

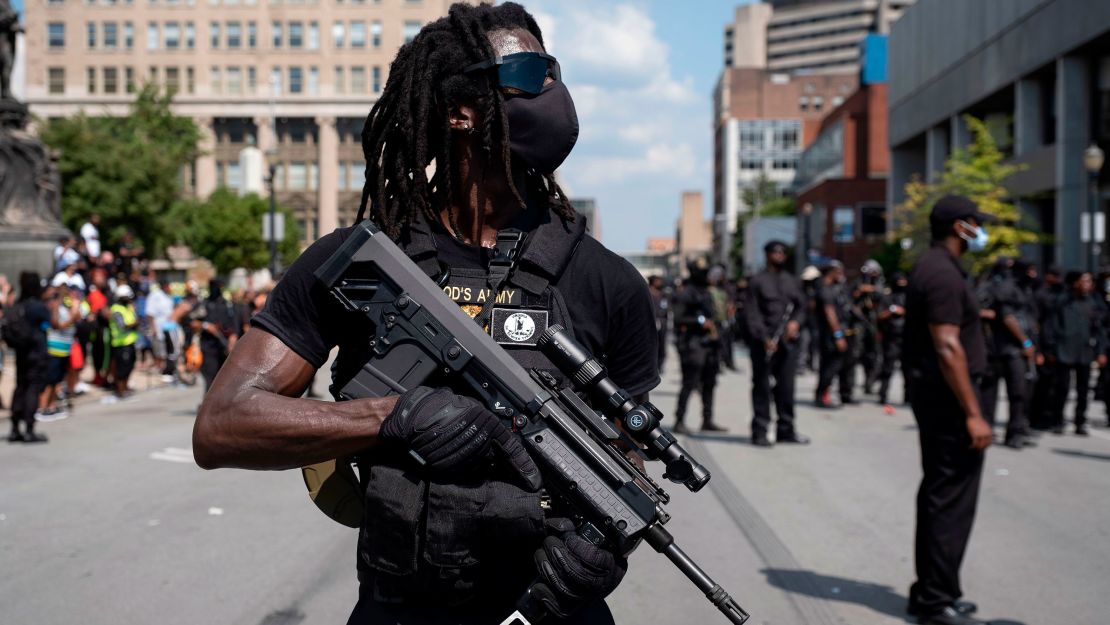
[684,433,752,445]
[1052,448,1110,462]
[760,568,910,621]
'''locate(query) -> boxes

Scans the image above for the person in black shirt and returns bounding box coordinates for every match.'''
[814,260,850,408]
[744,240,808,446]
[1029,266,1063,429]
[672,259,727,434]
[1043,270,1106,436]
[192,5,646,624]
[903,195,994,625]
[876,271,908,407]
[7,272,50,443]
[195,279,239,392]
[648,275,670,374]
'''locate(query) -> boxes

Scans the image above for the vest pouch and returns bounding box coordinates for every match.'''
[360,463,424,579]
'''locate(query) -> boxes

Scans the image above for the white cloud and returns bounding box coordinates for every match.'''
[571,142,698,185]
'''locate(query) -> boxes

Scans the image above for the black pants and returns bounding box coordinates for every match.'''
[877,337,904,404]
[859,329,881,392]
[10,350,47,435]
[656,326,668,374]
[113,344,136,383]
[1052,363,1091,428]
[346,586,615,625]
[908,377,985,616]
[1030,360,1056,429]
[201,346,227,392]
[979,354,1031,440]
[749,341,799,438]
[675,338,719,425]
[816,345,841,402]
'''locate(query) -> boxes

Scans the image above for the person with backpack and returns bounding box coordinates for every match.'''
[5,272,51,443]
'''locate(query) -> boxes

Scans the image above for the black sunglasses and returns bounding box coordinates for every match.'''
[463,51,560,96]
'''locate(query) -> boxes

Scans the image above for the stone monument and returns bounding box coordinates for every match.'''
[0,1,69,281]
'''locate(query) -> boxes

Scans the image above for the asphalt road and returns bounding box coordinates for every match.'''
[2,352,1108,625]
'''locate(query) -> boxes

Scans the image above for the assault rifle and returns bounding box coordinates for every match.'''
[303,221,750,625]
[765,303,796,362]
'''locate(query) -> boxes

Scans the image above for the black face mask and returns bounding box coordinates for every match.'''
[503,80,579,175]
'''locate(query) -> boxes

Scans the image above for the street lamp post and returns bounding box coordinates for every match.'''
[265,148,279,278]
[1084,143,1104,272]
[801,202,813,273]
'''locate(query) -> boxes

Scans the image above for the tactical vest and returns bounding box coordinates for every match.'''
[351,213,587,609]
[110,303,138,348]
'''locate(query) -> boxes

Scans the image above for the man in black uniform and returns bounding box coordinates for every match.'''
[978,258,1038,448]
[856,259,884,394]
[648,275,670,374]
[815,260,850,408]
[876,271,908,407]
[903,195,993,625]
[1044,270,1106,436]
[744,240,808,446]
[673,259,727,434]
[1030,266,1063,429]
[196,279,239,392]
[193,5,647,623]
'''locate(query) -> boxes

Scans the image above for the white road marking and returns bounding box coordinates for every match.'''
[208,507,224,516]
[149,447,195,463]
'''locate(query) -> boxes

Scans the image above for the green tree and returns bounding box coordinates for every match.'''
[730,173,796,271]
[38,85,201,256]
[893,115,1041,273]
[170,188,301,274]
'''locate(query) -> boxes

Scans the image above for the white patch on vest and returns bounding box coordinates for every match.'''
[504,312,536,342]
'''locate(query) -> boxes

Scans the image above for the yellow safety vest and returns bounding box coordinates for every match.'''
[110,303,138,348]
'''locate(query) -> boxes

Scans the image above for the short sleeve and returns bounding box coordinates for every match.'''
[925,272,966,326]
[250,228,353,369]
[603,263,661,397]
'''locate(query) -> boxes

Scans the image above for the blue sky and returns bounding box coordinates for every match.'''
[518,0,751,251]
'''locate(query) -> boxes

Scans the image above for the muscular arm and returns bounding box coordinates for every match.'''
[823,304,841,333]
[929,323,990,449]
[192,328,398,471]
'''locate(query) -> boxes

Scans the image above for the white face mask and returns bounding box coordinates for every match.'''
[957,220,989,252]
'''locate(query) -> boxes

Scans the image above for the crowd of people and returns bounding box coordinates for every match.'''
[0,214,276,444]
[650,242,1110,449]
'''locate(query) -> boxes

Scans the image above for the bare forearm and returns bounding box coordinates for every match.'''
[823,305,840,332]
[1002,315,1027,343]
[936,341,980,419]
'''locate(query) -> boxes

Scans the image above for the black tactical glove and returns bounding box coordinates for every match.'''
[530,518,628,619]
[380,386,541,490]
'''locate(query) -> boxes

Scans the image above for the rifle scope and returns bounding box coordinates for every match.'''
[539,325,711,492]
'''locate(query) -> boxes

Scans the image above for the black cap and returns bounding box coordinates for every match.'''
[930,195,996,228]
[764,240,788,253]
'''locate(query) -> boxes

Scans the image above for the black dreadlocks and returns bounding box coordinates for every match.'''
[356,2,575,240]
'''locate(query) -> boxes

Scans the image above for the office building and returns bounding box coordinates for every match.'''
[21,0,473,246]
[888,0,1110,268]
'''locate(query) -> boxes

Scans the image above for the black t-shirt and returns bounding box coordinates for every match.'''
[904,245,987,379]
[815,281,847,336]
[252,221,660,397]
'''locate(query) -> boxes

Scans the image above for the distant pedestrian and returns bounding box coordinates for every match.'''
[1030,266,1064,429]
[80,213,102,260]
[144,278,175,381]
[978,258,1037,448]
[197,279,239,392]
[814,260,850,408]
[1043,270,1106,436]
[648,275,670,374]
[6,272,50,443]
[39,284,81,421]
[876,271,908,407]
[672,260,727,434]
[903,195,993,625]
[109,284,139,398]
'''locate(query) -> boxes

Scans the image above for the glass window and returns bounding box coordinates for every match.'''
[247,66,257,93]
[103,22,118,48]
[289,21,303,48]
[332,21,344,48]
[125,66,135,92]
[271,21,282,47]
[149,66,157,81]
[337,160,349,190]
[164,22,180,49]
[86,67,96,93]
[350,66,366,93]
[247,21,257,48]
[165,66,179,92]
[48,23,66,49]
[288,162,308,190]
[103,67,119,93]
[227,66,242,94]
[210,66,221,93]
[308,66,319,95]
[308,21,319,49]
[48,68,65,94]
[350,161,365,190]
[402,21,420,44]
[146,22,158,50]
[289,66,303,93]
[270,66,282,95]
[86,22,96,49]
[334,66,344,94]
[372,66,380,93]
[186,66,195,93]
[349,21,366,48]
[227,22,241,48]
[185,22,195,49]
[860,204,886,237]
[124,22,134,48]
[309,163,319,191]
[370,21,381,47]
[210,21,220,48]
[226,162,243,191]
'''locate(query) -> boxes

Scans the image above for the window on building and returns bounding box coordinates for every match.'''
[247,21,257,48]
[308,162,319,191]
[332,21,344,48]
[227,66,242,94]
[813,96,823,112]
[288,21,303,47]
[334,66,344,94]
[271,21,282,47]
[210,21,220,48]
[270,66,282,95]
[86,67,96,93]
[86,22,96,49]
[165,66,179,92]
[289,66,303,93]
[288,162,308,189]
[147,22,159,50]
[48,23,66,49]
[226,162,243,191]
[149,66,157,81]
[308,66,319,95]
[372,66,381,93]
[185,22,195,49]
[740,124,763,151]
[210,66,221,93]
[124,22,134,48]
[402,21,420,44]
[371,21,381,48]
[103,67,118,93]
[350,161,365,190]
[832,95,844,107]
[103,22,118,48]
[308,21,319,49]
[227,21,241,48]
[338,160,349,190]
[247,66,257,93]
[186,66,195,93]
[350,66,366,93]
[164,22,180,49]
[125,66,135,92]
[48,68,65,94]
[48,0,65,5]
[860,204,887,237]
[349,21,366,48]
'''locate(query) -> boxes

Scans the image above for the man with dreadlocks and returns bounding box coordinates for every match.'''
[193,3,658,624]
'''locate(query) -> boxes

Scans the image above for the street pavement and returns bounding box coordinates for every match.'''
[2,348,1108,625]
